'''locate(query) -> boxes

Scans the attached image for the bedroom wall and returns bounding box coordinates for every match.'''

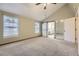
[55,21,64,34]
[0,10,41,45]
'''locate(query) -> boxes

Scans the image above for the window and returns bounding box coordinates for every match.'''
[3,15,19,38]
[42,23,47,37]
[34,22,40,33]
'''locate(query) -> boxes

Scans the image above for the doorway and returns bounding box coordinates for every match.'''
[42,22,48,37]
[47,22,55,39]
[64,17,75,43]
[42,22,55,39]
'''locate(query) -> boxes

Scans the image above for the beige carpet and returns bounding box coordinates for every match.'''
[0,37,77,56]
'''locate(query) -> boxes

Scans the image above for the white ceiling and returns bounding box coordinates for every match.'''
[0,3,65,21]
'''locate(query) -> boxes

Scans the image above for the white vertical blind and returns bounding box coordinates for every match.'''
[3,15,19,38]
[34,22,40,33]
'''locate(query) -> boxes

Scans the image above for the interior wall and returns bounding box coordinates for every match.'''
[55,21,64,34]
[0,10,41,45]
[0,12,3,42]
[77,7,79,55]
[19,16,41,40]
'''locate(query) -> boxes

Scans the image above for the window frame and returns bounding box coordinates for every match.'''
[3,15,19,38]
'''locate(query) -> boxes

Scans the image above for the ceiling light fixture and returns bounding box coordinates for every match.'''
[60,20,64,22]
[43,3,47,6]
[35,3,56,10]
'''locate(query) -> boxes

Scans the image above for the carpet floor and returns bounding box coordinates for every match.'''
[0,37,77,56]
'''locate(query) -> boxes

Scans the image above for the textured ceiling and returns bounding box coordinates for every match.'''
[0,3,65,21]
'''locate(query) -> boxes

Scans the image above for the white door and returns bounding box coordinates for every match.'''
[64,18,75,43]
